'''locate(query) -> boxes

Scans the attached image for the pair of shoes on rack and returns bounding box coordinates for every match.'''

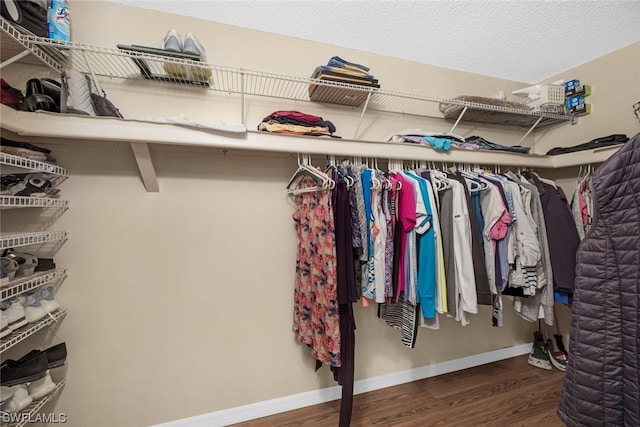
[0,287,59,328]
[528,331,568,371]
[0,343,66,411]
[23,286,60,324]
[162,29,212,80]
[0,297,28,333]
[0,311,10,339]
[0,173,60,198]
[2,250,38,279]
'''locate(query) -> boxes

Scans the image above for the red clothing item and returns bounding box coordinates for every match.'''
[390,173,416,302]
[264,110,323,123]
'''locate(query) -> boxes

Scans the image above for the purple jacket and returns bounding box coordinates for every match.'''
[558,132,640,426]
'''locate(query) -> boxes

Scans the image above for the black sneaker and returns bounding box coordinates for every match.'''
[17,342,67,369]
[528,332,552,371]
[0,352,48,387]
[547,339,568,372]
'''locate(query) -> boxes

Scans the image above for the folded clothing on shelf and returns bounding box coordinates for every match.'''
[388,131,463,152]
[465,136,531,154]
[546,134,628,155]
[258,110,339,138]
[308,56,379,106]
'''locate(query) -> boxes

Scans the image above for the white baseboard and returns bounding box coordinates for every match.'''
[152,343,532,427]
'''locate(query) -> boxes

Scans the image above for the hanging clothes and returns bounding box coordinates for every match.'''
[292,177,341,367]
[329,170,358,427]
[522,171,580,294]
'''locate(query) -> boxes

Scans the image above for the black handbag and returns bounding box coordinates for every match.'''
[86,75,123,118]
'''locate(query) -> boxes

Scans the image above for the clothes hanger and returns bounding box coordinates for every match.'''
[286,153,332,195]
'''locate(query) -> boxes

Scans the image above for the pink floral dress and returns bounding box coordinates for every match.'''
[292,177,341,367]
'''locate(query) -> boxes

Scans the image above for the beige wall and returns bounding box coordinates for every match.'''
[1,2,636,427]
[533,42,640,155]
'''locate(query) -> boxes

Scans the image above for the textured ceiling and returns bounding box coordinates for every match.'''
[107,0,640,83]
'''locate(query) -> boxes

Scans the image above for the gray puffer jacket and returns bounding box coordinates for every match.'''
[558,132,640,426]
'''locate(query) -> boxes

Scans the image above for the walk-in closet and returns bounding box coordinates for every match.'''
[1,1,639,426]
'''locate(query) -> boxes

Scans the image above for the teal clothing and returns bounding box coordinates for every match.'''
[404,172,437,318]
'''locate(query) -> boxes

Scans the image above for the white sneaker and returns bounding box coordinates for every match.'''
[23,292,46,323]
[27,371,56,400]
[162,29,187,78]
[182,32,212,80]
[0,310,10,338]
[0,297,28,331]
[37,286,60,314]
[0,384,32,413]
[0,385,15,404]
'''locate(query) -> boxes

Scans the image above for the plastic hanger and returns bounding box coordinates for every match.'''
[286,154,332,195]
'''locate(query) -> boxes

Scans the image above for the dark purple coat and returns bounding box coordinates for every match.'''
[558,132,640,426]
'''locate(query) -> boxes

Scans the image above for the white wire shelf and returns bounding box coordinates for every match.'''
[0,17,64,71]
[0,231,68,251]
[11,34,573,131]
[1,268,67,302]
[2,380,66,427]
[0,152,69,182]
[0,309,66,353]
[0,195,68,209]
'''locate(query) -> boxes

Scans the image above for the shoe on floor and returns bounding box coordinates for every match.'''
[528,331,552,371]
[182,32,212,80]
[28,370,56,400]
[0,352,48,387]
[162,29,187,78]
[0,384,32,413]
[547,339,568,372]
[0,297,28,331]
[554,334,569,358]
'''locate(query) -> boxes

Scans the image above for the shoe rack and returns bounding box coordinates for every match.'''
[0,152,69,426]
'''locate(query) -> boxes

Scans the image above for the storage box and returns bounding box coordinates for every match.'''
[564,79,581,93]
[525,84,565,108]
[566,95,591,116]
[565,84,591,97]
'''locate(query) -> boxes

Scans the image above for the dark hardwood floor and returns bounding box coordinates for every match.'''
[232,356,566,426]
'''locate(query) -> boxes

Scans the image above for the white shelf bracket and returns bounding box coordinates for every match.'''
[353,91,372,140]
[129,142,159,192]
[449,106,468,134]
[516,116,543,146]
[0,49,30,69]
[240,71,246,126]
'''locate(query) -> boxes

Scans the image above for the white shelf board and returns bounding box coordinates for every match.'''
[2,105,619,191]
[0,195,69,209]
[0,309,66,353]
[1,267,68,302]
[0,231,68,250]
[549,145,623,168]
[1,106,553,166]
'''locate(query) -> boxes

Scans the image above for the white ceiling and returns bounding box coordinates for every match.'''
[107,0,640,83]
